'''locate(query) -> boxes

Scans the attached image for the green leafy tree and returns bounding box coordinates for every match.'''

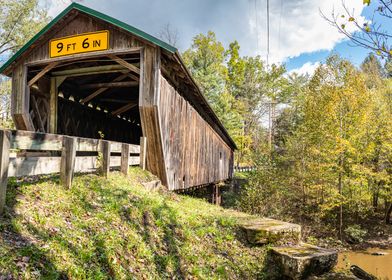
[226,41,245,99]
[0,0,50,129]
[360,53,384,88]
[0,0,50,56]
[299,56,372,238]
[0,77,12,128]
[241,55,392,237]
[182,31,227,108]
[385,56,392,78]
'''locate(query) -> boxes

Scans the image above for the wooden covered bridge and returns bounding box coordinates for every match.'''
[0,3,236,199]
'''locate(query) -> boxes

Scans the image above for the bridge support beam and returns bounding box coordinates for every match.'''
[212,184,221,206]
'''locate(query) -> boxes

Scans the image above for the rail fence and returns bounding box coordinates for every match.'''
[0,129,147,214]
[234,166,256,173]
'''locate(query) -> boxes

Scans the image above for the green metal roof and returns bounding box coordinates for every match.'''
[0,2,177,73]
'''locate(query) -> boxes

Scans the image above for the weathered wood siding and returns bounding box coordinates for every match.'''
[6,8,235,191]
[158,76,234,191]
[11,62,33,131]
[23,12,144,65]
[138,46,168,186]
[12,11,146,132]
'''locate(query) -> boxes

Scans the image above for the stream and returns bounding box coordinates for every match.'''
[336,248,392,280]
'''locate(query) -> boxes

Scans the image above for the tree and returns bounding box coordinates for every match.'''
[294,56,372,238]
[226,41,245,99]
[0,77,12,128]
[0,0,50,128]
[323,0,392,58]
[361,53,384,88]
[157,22,179,47]
[385,56,392,77]
[240,55,391,237]
[0,0,50,56]
[182,31,227,108]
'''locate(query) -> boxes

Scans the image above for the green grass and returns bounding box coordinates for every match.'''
[0,167,266,279]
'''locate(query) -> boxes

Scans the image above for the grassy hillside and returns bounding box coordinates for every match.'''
[0,168,266,279]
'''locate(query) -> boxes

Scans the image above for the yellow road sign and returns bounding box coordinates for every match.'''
[49,31,109,58]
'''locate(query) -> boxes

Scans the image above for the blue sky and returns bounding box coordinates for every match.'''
[285,0,389,73]
[285,40,370,72]
[1,0,386,75]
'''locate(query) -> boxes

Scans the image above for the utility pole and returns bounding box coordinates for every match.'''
[266,99,276,151]
[268,101,272,149]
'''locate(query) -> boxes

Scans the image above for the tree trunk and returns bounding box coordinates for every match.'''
[385,202,392,224]
[372,191,378,211]
[338,171,343,240]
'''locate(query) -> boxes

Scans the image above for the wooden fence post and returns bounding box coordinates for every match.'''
[60,136,76,189]
[100,140,110,177]
[140,137,147,170]
[121,143,130,175]
[212,184,221,206]
[0,130,10,215]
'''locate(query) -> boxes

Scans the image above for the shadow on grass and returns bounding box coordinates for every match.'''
[152,201,185,279]
[0,176,68,279]
[0,174,123,279]
[120,194,186,279]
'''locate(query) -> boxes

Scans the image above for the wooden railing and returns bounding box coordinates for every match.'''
[234,166,256,173]
[0,130,147,214]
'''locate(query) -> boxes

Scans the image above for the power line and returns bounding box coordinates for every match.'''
[254,0,260,51]
[278,0,283,56]
[266,0,270,66]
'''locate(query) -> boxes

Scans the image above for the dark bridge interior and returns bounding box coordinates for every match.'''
[27,53,142,144]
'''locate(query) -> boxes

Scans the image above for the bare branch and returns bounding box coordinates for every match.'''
[158,22,179,47]
[321,1,392,57]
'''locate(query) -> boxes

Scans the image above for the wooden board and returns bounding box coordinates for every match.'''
[138,46,168,185]
[158,76,233,190]
[8,155,140,177]
[19,13,144,66]
[8,157,61,177]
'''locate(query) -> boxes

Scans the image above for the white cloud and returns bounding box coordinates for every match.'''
[42,0,367,66]
[289,61,320,76]
[40,0,70,17]
[248,0,367,63]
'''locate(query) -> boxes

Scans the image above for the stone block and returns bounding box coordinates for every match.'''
[239,217,301,245]
[270,243,338,279]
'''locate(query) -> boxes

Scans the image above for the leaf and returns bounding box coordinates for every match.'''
[365,26,371,32]
[341,24,346,29]
[363,0,371,6]
[349,17,355,22]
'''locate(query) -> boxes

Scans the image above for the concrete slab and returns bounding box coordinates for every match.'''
[270,243,338,279]
[239,217,301,245]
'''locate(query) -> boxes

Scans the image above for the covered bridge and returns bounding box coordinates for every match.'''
[0,3,236,191]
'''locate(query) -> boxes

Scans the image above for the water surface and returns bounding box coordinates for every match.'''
[337,248,392,280]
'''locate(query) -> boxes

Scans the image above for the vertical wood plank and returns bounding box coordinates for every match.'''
[139,136,147,170]
[212,184,221,205]
[121,143,130,175]
[0,130,10,215]
[11,63,34,131]
[60,136,76,189]
[49,77,58,133]
[100,140,110,177]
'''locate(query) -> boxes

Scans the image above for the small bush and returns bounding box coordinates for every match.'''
[344,225,367,244]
